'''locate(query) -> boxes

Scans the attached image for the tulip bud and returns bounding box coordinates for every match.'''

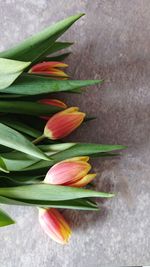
[38,99,67,120]
[39,99,67,109]
[39,208,71,244]
[44,157,96,187]
[29,61,68,78]
[44,107,85,140]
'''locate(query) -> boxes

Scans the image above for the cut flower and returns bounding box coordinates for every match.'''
[44,156,96,187]
[39,208,71,244]
[29,61,68,78]
[44,107,85,140]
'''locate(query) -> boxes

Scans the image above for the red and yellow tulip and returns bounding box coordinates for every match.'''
[44,156,96,187]
[39,208,71,244]
[44,107,85,140]
[29,61,68,78]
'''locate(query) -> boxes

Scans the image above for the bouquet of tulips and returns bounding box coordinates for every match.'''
[0,13,125,244]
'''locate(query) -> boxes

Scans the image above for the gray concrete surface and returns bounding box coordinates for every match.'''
[0,0,150,266]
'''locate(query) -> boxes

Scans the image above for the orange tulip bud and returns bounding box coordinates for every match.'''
[44,157,96,187]
[44,107,85,140]
[39,99,67,109]
[29,61,68,78]
[39,208,71,244]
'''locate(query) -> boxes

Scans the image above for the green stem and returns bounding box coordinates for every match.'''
[33,135,45,145]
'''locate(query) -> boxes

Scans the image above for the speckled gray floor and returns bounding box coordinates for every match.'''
[0,1,150,266]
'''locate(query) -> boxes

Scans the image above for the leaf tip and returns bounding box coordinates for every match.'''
[117,145,128,150]
[95,79,104,84]
[77,13,86,18]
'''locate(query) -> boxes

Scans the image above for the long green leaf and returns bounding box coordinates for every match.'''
[31,42,73,66]
[0,14,84,62]
[1,117,42,138]
[0,101,62,115]
[1,152,43,171]
[42,41,73,55]
[50,143,125,162]
[1,143,126,172]
[41,52,71,62]
[0,208,15,227]
[1,74,102,95]
[31,42,73,65]
[0,184,114,201]
[0,123,49,161]
[0,173,43,186]
[23,143,126,171]
[0,196,99,211]
[0,58,30,90]
[1,143,74,171]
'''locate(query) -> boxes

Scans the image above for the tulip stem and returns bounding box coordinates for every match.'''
[33,135,45,144]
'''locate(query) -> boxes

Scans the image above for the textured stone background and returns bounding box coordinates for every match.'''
[0,1,150,266]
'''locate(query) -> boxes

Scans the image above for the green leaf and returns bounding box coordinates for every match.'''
[0,101,62,115]
[1,143,75,171]
[1,116,42,138]
[0,196,99,211]
[0,58,30,90]
[0,14,84,62]
[0,174,42,187]
[0,158,9,173]
[1,151,43,171]
[1,74,102,95]
[0,208,15,227]
[1,143,125,172]
[31,42,73,65]
[52,143,126,161]
[43,41,73,55]
[50,143,126,161]
[39,143,75,152]
[0,93,23,99]
[23,143,126,171]
[0,183,114,201]
[42,52,71,62]
[0,123,49,161]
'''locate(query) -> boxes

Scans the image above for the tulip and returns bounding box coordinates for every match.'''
[39,208,71,244]
[44,107,85,140]
[29,61,68,78]
[38,98,67,120]
[44,156,96,187]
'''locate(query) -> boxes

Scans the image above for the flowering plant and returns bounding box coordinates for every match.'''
[0,14,125,244]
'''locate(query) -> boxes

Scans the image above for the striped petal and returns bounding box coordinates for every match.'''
[67,173,96,187]
[44,107,85,140]
[44,159,91,185]
[29,61,68,78]
[39,208,71,244]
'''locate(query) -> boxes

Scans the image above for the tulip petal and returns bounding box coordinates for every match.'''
[29,61,68,78]
[61,107,79,113]
[67,173,96,187]
[63,156,89,163]
[39,99,67,109]
[44,160,91,184]
[30,61,68,72]
[39,208,71,244]
[44,107,85,140]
